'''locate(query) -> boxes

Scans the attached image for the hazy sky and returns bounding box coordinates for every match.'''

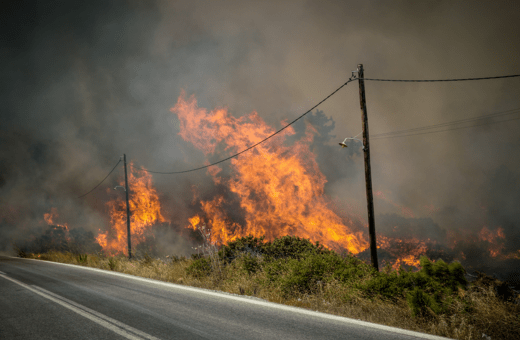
[1,0,519,275]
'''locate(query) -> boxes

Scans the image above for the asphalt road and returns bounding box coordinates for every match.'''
[0,256,451,340]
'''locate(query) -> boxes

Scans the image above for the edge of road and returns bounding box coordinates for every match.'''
[4,256,453,340]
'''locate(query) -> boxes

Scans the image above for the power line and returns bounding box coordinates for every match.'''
[372,111,520,140]
[362,74,520,82]
[372,116,520,139]
[77,159,121,198]
[372,107,520,139]
[146,77,358,174]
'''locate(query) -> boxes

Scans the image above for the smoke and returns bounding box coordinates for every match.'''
[1,0,519,279]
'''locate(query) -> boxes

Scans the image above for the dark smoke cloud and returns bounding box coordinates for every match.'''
[1,1,519,277]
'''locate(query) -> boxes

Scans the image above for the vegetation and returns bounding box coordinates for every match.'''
[18,235,519,340]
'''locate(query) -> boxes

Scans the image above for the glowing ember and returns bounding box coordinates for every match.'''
[96,163,166,255]
[378,235,430,270]
[505,250,520,260]
[478,226,506,258]
[172,90,368,254]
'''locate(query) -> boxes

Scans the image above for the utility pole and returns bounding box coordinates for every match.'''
[357,64,379,271]
[123,154,132,259]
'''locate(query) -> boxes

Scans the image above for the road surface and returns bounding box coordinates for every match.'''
[0,256,450,339]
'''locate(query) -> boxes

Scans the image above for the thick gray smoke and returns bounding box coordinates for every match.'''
[1,1,519,280]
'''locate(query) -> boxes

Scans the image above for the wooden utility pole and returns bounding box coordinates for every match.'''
[123,154,132,259]
[357,64,379,271]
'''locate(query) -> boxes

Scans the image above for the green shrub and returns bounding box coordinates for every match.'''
[219,235,331,264]
[420,257,467,293]
[331,255,375,283]
[360,270,409,300]
[219,235,265,262]
[77,254,88,264]
[186,257,212,278]
[276,255,329,296]
[360,256,467,316]
[108,257,117,271]
[241,254,261,275]
[263,252,372,297]
[263,236,331,261]
[407,287,441,317]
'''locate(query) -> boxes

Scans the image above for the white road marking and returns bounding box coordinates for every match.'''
[7,256,453,340]
[0,273,161,340]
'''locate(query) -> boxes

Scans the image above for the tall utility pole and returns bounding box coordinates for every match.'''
[357,64,378,271]
[123,154,132,259]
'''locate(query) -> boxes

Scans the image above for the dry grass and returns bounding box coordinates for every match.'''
[23,251,519,340]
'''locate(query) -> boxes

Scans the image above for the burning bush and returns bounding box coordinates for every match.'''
[15,225,101,255]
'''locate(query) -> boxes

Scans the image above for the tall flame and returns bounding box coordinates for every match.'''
[173,91,368,254]
[96,163,166,255]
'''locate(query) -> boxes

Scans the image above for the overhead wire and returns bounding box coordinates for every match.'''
[145,77,358,174]
[371,107,520,140]
[372,116,520,140]
[361,74,520,82]
[77,159,121,198]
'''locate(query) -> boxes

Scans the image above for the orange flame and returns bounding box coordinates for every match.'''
[172,91,368,254]
[378,235,429,270]
[96,163,166,255]
[43,207,69,231]
[478,226,506,258]
[96,232,107,249]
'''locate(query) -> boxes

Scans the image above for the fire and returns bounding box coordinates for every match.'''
[478,226,505,243]
[96,163,166,255]
[189,216,201,228]
[40,208,71,248]
[96,232,107,248]
[393,255,420,269]
[478,226,505,258]
[168,91,520,270]
[505,250,520,260]
[378,235,430,270]
[172,91,368,254]
[43,207,69,230]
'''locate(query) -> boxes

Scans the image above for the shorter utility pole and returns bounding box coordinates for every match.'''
[357,64,379,271]
[123,154,132,259]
